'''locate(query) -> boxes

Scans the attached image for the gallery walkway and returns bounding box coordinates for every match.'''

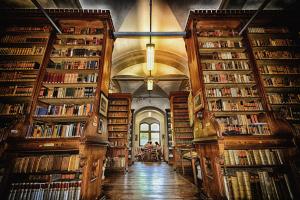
[103,162,201,200]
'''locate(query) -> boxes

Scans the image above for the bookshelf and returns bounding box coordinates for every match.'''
[169,91,194,170]
[185,10,298,199]
[247,26,300,140]
[165,109,174,164]
[128,109,134,166]
[0,9,114,199]
[107,93,132,172]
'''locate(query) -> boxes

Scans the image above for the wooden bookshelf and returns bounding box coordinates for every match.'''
[107,93,132,172]
[128,109,134,166]
[165,109,174,164]
[185,10,298,199]
[169,91,194,170]
[0,9,114,199]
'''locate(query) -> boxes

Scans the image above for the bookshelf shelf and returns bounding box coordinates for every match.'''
[43,82,97,88]
[57,34,104,39]
[199,48,245,53]
[46,69,98,73]
[107,93,132,172]
[38,97,94,104]
[53,44,102,50]
[33,115,89,122]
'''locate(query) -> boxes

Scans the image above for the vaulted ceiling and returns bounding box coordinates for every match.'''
[1,0,299,109]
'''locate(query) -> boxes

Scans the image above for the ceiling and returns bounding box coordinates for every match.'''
[1,0,299,110]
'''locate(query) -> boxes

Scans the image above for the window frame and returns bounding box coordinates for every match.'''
[139,122,160,146]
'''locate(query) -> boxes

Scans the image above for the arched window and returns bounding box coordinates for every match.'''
[139,122,160,146]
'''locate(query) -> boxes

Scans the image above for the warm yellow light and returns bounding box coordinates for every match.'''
[148,112,152,117]
[147,79,153,91]
[146,43,155,71]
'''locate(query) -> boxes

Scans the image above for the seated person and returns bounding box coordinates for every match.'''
[144,141,153,161]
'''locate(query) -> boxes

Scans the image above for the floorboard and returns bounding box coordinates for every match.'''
[103,162,201,200]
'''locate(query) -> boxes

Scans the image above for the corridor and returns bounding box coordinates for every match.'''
[103,162,200,200]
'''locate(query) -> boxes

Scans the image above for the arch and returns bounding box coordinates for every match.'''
[134,106,165,117]
[112,50,188,76]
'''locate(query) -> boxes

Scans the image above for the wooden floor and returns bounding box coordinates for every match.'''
[103,162,201,200]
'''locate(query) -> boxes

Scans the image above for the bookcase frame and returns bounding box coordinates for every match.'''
[107,93,132,172]
[169,91,194,170]
[0,9,114,199]
[185,10,299,199]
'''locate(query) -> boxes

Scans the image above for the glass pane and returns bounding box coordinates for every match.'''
[140,132,149,146]
[151,132,160,144]
[151,123,159,131]
[140,123,149,131]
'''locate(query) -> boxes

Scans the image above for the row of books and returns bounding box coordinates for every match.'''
[219,123,270,136]
[208,99,263,111]
[108,112,128,118]
[48,60,99,70]
[43,72,98,84]
[251,38,294,47]
[278,107,300,120]
[263,77,299,87]
[55,37,102,45]
[267,93,300,104]
[216,114,265,126]
[0,71,36,81]
[39,87,96,98]
[35,104,93,116]
[206,87,259,98]
[254,50,294,59]
[248,27,289,34]
[173,104,188,109]
[175,140,193,145]
[201,52,247,60]
[0,35,48,44]
[202,61,250,70]
[223,171,293,200]
[6,26,51,32]
[109,132,126,138]
[0,61,40,70]
[109,100,128,105]
[175,133,194,138]
[26,122,85,138]
[108,118,128,124]
[107,156,126,169]
[259,65,300,74]
[108,126,128,132]
[0,130,9,143]
[197,30,239,37]
[204,74,253,83]
[223,149,284,166]
[13,154,80,173]
[216,115,270,135]
[0,103,27,115]
[8,181,81,200]
[0,86,33,96]
[62,26,103,35]
[51,48,101,57]
[0,47,45,56]
[109,140,126,147]
[108,106,128,111]
[174,127,193,132]
[199,40,243,48]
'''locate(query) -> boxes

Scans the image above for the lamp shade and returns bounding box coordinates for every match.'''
[147,79,154,91]
[146,43,155,71]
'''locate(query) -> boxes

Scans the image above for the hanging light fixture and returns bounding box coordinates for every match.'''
[146,0,154,71]
[146,43,155,70]
[147,79,153,91]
